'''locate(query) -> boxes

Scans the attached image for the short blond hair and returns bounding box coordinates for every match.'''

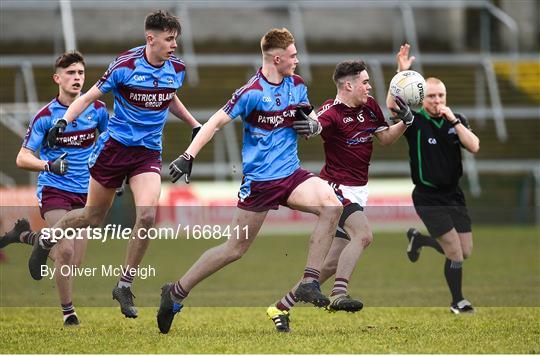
[426,77,444,86]
[260,28,295,53]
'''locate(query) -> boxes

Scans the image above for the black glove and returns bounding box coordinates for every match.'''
[169,152,194,184]
[293,105,321,136]
[191,126,201,142]
[46,118,68,149]
[390,96,414,126]
[45,152,68,175]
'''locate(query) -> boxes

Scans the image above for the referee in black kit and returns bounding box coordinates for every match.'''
[388,45,480,314]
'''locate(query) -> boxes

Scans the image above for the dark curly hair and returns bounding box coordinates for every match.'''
[332,60,367,87]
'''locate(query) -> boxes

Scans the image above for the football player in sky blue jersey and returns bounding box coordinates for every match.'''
[158,28,342,334]
[4,51,108,326]
[28,10,201,319]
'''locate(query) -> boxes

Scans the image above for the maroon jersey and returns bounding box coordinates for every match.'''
[318,96,388,186]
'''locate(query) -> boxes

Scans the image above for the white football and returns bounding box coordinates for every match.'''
[389,70,426,106]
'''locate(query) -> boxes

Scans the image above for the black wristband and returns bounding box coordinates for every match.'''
[451,120,460,126]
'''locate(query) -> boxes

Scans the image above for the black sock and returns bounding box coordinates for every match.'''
[444,258,464,304]
[417,233,444,254]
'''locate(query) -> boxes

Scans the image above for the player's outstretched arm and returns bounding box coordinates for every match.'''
[374,121,407,146]
[186,109,231,157]
[63,85,103,123]
[169,109,232,184]
[46,86,103,149]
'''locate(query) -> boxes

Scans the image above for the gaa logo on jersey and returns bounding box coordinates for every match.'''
[343,116,354,124]
[428,138,437,144]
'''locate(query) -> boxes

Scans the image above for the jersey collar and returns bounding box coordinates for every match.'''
[143,46,165,69]
[334,95,362,111]
[418,107,445,128]
[258,68,284,86]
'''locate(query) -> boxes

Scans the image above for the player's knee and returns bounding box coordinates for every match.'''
[462,248,472,260]
[444,247,463,262]
[85,208,107,228]
[136,210,156,230]
[360,233,373,248]
[347,226,373,249]
[320,201,343,220]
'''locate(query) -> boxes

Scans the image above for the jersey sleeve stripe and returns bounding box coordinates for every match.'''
[222,74,261,115]
[96,52,142,89]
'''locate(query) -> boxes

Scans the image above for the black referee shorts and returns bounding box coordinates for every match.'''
[412,185,472,238]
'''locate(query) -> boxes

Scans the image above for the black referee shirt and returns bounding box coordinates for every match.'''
[404,108,471,191]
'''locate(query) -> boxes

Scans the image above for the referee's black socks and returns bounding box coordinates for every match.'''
[444,258,464,304]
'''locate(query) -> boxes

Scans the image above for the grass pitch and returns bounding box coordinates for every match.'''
[1,307,539,353]
[1,225,539,353]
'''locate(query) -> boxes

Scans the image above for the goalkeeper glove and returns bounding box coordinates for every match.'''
[390,96,414,126]
[293,105,322,137]
[46,118,68,149]
[45,152,68,175]
[169,152,193,184]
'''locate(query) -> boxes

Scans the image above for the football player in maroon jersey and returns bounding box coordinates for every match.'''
[268,58,413,331]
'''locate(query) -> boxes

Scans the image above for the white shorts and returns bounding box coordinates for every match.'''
[328,183,369,239]
[334,183,369,208]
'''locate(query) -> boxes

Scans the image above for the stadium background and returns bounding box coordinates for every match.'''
[1,0,538,226]
[0,0,540,354]
[0,2,539,352]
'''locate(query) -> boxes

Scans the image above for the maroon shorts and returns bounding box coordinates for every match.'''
[38,186,87,219]
[89,137,162,189]
[237,168,314,212]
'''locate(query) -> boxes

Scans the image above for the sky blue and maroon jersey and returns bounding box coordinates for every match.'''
[23,96,108,193]
[96,45,185,151]
[222,68,310,184]
[317,96,388,186]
